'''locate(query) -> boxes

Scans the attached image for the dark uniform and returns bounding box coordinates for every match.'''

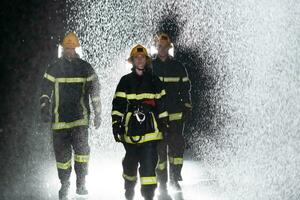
[152,55,192,186]
[112,69,168,200]
[40,55,101,186]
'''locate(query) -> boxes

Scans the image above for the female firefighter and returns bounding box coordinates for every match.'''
[111,44,169,200]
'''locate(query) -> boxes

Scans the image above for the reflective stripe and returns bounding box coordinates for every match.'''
[74,154,89,163]
[57,160,72,170]
[184,103,192,108]
[56,77,87,83]
[44,73,96,83]
[112,110,124,117]
[44,73,56,82]
[114,91,127,98]
[80,82,88,122]
[182,77,189,82]
[169,157,183,165]
[52,118,89,130]
[92,97,101,102]
[140,176,157,185]
[169,112,183,121]
[87,74,97,81]
[127,89,166,100]
[40,94,50,99]
[159,77,181,82]
[157,161,167,170]
[54,82,60,122]
[124,132,163,144]
[158,111,168,119]
[123,173,137,182]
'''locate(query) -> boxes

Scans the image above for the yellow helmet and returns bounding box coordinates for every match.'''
[127,44,151,64]
[62,32,80,48]
[154,33,172,48]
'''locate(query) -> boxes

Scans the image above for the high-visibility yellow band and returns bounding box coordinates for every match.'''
[87,74,97,81]
[74,154,89,163]
[56,77,87,83]
[44,73,56,82]
[112,110,124,117]
[112,121,118,125]
[57,160,72,170]
[92,97,101,102]
[182,77,190,82]
[124,132,163,144]
[140,176,157,185]
[52,118,89,130]
[169,112,183,121]
[158,111,169,119]
[157,161,167,170]
[44,73,97,83]
[123,173,137,182]
[184,103,192,108]
[114,91,127,98]
[159,77,181,82]
[169,157,183,165]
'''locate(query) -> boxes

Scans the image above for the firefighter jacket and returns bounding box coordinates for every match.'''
[152,55,192,121]
[112,69,169,144]
[40,56,101,130]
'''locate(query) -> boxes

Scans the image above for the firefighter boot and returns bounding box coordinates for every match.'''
[125,180,136,200]
[158,183,172,200]
[76,176,88,195]
[59,181,70,200]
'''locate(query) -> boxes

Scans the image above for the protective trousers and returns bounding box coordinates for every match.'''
[53,126,90,183]
[122,142,158,199]
[156,120,185,183]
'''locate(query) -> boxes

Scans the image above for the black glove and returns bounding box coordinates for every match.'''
[182,106,192,121]
[112,122,124,143]
[40,103,51,123]
[158,117,169,138]
[94,114,101,129]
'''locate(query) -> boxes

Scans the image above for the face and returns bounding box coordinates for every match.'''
[157,42,170,57]
[63,47,76,58]
[133,54,147,70]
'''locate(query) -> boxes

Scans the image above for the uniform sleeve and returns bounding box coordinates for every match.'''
[180,64,192,109]
[153,76,169,120]
[111,77,128,125]
[86,65,101,117]
[40,66,54,108]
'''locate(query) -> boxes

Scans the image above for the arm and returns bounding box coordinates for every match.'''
[180,64,192,110]
[40,67,54,122]
[153,76,169,132]
[111,77,128,142]
[86,66,101,128]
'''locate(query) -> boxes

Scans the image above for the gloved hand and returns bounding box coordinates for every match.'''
[40,103,51,123]
[112,122,124,143]
[158,117,169,138]
[94,115,101,129]
[182,105,192,121]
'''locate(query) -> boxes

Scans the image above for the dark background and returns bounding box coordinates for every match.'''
[0,1,216,198]
[0,0,68,198]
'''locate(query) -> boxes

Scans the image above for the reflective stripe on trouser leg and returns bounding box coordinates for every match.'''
[122,144,139,190]
[156,139,168,184]
[71,127,90,177]
[139,142,158,199]
[53,129,73,182]
[168,120,185,181]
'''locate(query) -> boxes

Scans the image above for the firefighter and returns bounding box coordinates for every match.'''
[152,33,192,196]
[111,44,169,200]
[40,32,101,200]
